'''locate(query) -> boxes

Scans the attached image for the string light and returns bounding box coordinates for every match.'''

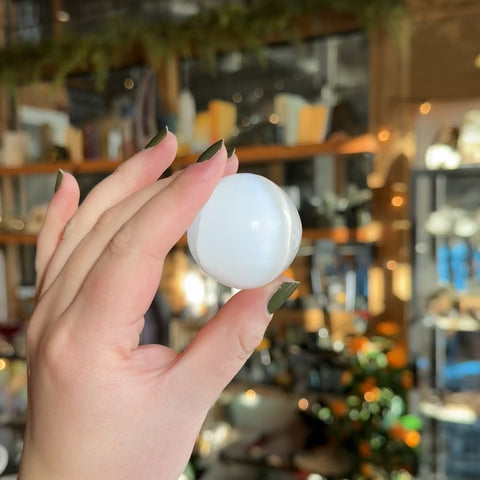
[232,92,242,103]
[386,260,398,271]
[269,113,280,124]
[254,87,264,98]
[241,117,251,128]
[123,78,135,90]
[391,195,404,207]
[245,389,256,400]
[56,10,70,22]
[377,129,390,142]
[419,102,431,115]
[298,398,309,410]
[364,387,380,402]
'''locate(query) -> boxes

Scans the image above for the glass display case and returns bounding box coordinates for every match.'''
[410,166,480,480]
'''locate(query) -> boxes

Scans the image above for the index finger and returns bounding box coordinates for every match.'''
[40,129,177,294]
[64,145,228,350]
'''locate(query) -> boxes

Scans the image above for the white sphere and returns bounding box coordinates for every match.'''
[187,173,302,289]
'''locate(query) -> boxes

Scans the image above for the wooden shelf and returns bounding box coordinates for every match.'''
[303,222,382,244]
[0,233,37,245]
[0,135,381,248]
[0,222,383,247]
[0,134,377,177]
[0,159,123,176]
[176,134,376,167]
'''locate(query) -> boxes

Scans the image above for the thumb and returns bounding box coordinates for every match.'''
[172,278,299,411]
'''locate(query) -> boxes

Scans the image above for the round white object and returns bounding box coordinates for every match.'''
[187,173,302,289]
[0,444,8,475]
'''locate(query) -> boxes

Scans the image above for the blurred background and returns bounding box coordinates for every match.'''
[0,1,480,479]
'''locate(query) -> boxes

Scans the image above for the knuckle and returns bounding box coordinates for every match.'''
[93,208,118,235]
[61,216,83,244]
[38,324,72,376]
[61,217,75,238]
[107,223,134,256]
[231,323,265,363]
[112,160,129,177]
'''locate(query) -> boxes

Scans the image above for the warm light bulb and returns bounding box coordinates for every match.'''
[245,389,257,401]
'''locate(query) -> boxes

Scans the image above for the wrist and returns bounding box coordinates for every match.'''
[18,438,80,480]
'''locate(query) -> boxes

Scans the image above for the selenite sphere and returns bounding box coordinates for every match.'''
[187,173,302,289]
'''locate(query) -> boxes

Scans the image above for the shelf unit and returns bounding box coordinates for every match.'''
[410,165,480,480]
[0,135,380,248]
[0,134,376,177]
[0,224,383,248]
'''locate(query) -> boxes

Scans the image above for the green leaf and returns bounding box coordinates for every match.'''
[399,414,423,431]
[0,0,407,90]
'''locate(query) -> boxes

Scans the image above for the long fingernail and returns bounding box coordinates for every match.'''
[197,139,224,163]
[144,126,169,149]
[226,146,236,158]
[267,281,300,314]
[54,169,64,193]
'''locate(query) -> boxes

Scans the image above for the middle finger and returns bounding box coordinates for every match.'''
[40,129,177,294]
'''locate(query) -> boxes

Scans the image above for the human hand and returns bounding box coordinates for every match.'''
[19,130,299,480]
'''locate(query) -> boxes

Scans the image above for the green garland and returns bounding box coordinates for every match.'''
[0,0,406,90]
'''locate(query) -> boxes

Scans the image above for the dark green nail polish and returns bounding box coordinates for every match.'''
[144,126,169,149]
[267,281,300,314]
[54,169,64,193]
[226,146,236,158]
[197,139,224,163]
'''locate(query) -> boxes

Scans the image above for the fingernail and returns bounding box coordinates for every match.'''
[197,139,224,163]
[267,281,300,314]
[54,169,64,193]
[226,146,236,158]
[144,126,169,149]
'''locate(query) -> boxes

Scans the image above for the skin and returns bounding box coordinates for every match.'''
[18,132,292,480]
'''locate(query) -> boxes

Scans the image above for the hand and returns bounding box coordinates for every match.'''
[19,131,298,480]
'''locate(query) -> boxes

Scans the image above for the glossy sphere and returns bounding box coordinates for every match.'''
[187,173,302,289]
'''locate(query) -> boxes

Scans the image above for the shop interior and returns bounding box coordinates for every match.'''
[0,0,480,478]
